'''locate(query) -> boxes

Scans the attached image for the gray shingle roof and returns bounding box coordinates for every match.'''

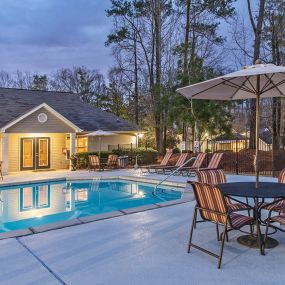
[0,88,139,132]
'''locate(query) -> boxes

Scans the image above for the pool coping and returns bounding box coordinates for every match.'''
[0,175,193,240]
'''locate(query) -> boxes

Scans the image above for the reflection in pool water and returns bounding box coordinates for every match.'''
[0,180,181,232]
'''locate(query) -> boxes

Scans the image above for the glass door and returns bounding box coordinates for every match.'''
[21,137,50,170]
[36,138,50,169]
[21,138,35,170]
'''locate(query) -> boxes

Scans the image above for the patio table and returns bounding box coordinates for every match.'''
[218,182,285,254]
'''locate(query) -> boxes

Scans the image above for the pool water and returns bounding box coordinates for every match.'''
[0,179,182,232]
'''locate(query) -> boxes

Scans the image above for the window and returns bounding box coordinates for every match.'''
[76,137,88,153]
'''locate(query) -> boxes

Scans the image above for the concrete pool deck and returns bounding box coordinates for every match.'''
[0,170,284,285]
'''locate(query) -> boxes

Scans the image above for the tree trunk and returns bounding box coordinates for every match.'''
[133,30,139,125]
[152,0,163,153]
[248,0,266,149]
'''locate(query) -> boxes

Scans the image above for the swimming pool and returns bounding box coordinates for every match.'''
[0,179,182,232]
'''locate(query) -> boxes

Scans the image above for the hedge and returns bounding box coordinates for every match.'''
[112,147,158,165]
[75,148,158,168]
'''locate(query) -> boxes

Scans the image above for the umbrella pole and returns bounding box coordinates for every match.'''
[255,75,260,188]
[99,137,102,159]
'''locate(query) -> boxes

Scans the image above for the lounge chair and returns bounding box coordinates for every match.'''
[195,169,251,212]
[154,153,189,174]
[88,155,101,171]
[0,161,3,180]
[140,150,173,173]
[178,153,207,176]
[187,181,255,268]
[181,152,223,176]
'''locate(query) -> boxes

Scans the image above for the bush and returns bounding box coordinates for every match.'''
[75,148,158,168]
[112,147,158,165]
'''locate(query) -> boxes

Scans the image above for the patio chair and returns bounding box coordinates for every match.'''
[199,152,224,171]
[104,154,119,169]
[0,161,3,180]
[88,155,101,171]
[178,153,207,176]
[154,153,189,174]
[262,169,285,213]
[195,169,251,213]
[188,181,255,268]
[140,150,173,173]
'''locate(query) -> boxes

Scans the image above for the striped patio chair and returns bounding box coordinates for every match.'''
[105,154,119,169]
[154,152,189,174]
[179,153,207,176]
[188,181,255,268]
[88,155,100,171]
[201,152,224,170]
[195,169,251,212]
[140,149,173,173]
[262,169,285,212]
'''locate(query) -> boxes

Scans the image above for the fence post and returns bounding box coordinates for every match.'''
[145,142,148,151]
[235,138,239,175]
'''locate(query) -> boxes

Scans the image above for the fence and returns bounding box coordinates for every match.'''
[194,138,285,177]
[108,143,149,152]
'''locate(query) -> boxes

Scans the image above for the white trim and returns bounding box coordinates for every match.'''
[0,103,82,133]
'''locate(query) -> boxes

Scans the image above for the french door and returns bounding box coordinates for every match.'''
[20,137,50,170]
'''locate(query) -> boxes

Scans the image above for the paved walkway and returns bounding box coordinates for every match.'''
[0,170,283,285]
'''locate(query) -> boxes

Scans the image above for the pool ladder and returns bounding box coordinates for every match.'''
[152,156,197,197]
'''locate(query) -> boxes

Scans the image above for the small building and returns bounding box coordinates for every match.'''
[0,88,139,174]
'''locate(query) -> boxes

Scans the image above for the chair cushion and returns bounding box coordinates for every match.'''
[268,215,285,225]
[262,200,285,212]
[227,202,250,212]
[229,213,254,229]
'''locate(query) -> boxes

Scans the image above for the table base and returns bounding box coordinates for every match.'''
[237,235,278,249]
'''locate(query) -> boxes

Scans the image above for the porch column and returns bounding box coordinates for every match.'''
[1,133,8,175]
[69,133,76,170]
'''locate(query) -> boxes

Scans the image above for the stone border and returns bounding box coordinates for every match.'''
[0,176,194,240]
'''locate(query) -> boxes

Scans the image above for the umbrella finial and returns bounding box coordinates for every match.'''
[255,59,262,65]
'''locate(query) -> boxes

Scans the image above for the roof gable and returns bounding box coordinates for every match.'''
[2,103,82,133]
[0,88,139,132]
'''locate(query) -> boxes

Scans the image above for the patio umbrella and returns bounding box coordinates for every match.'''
[177,60,285,188]
[87,130,116,158]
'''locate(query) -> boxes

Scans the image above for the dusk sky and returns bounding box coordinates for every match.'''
[0,0,250,76]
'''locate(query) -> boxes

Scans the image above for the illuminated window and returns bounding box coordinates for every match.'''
[76,137,88,153]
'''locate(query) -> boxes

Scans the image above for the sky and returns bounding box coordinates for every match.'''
[0,0,253,77]
[0,0,113,76]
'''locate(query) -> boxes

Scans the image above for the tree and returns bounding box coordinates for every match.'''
[247,0,266,149]
[32,75,48,90]
[50,67,108,107]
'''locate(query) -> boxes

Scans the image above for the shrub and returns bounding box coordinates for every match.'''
[75,148,158,168]
[112,147,158,165]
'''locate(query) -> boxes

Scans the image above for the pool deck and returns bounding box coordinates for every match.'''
[0,170,284,285]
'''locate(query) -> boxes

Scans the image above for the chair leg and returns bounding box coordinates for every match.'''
[188,208,197,253]
[218,222,228,269]
[216,223,220,241]
[193,207,198,229]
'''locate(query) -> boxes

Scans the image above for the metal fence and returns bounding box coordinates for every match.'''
[108,143,149,152]
[195,139,285,177]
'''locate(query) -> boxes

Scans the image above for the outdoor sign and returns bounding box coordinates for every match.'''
[194,140,200,152]
[180,141,186,151]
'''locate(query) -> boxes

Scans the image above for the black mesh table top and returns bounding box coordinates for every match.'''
[218,182,285,198]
